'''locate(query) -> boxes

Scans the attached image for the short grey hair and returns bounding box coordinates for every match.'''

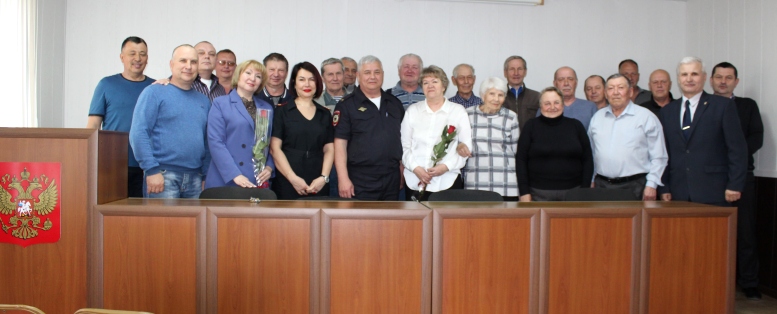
[358,55,382,69]
[452,64,475,78]
[605,73,632,88]
[677,56,706,76]
[503,56,527,71]
[320,58,344,75]
[398,53,423,69]
[341,56,356,64]
[479,77,508,98]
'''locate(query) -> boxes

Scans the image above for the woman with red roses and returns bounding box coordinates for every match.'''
[400,65,472,201]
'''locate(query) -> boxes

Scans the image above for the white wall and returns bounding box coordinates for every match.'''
[61,0,686,128]
[686,0,777,177]
[37,0,67,128]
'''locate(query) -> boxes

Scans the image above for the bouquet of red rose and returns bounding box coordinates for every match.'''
[419,125,457,197]
[252,109,271,188]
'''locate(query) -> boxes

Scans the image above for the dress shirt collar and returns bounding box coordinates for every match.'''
[509,84,524,97]
[681,92,703,109]
[604,101,636,118]
[422,99,453,114]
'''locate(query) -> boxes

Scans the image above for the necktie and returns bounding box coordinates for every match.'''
[682,100,691,140]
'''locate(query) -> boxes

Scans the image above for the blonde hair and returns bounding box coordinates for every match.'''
[231,60,267,94]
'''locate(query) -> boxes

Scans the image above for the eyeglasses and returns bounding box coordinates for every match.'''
[218,60,236,67]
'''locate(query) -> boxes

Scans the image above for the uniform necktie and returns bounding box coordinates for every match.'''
[682,100,691,140]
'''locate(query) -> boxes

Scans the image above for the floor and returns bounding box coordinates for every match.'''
[736,290,777,314]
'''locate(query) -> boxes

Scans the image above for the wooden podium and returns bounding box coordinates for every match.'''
[0,128,127,314]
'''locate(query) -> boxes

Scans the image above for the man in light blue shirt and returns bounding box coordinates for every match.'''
[588,74,667,200]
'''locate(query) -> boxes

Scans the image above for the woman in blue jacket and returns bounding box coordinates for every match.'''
[204,60,274,188]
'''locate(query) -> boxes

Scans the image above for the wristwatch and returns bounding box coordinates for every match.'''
[321,175,329,183]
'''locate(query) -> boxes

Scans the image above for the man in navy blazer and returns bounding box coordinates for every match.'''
[658,57,747,206]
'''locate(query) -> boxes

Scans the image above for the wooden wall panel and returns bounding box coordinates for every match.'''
[102,216,198,314]
[645,216,731,314]
[322,207,432,314]
[96,131,128,204]
[546,217,634,314]
[441,218,533,314]
[216,217,312,313]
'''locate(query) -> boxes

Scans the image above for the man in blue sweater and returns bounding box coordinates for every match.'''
[87,36,154,197]
[130,44,211,198]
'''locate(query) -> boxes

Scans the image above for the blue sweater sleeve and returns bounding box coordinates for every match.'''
[129,87,161,175]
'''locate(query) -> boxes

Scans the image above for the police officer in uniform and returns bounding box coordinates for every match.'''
[333,55,405,200]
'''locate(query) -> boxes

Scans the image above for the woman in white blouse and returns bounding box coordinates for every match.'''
[401,65,472,201]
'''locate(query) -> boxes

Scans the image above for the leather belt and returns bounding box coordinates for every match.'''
[595,173,647,184]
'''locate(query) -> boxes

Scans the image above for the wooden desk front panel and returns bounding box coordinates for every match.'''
[541,208,641,314]
[94,201,206,314]
[210,207,320,314]
[433,207,539,314]
[102,215,198,314]
[322,208,432,314]
[643,208,735,314]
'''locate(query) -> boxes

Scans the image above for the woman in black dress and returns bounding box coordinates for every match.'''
[270,62,335,199]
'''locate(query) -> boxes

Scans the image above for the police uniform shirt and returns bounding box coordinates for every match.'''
[333,87,404,174]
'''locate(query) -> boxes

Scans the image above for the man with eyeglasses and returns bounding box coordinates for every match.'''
[448,64,481,108]
[192,41,226,101]
[215,49,236,94]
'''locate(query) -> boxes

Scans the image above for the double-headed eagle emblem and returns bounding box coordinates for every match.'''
[0,167,58,240]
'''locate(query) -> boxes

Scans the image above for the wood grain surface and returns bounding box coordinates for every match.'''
[647,216,729,314]
[103,216,197,314]
[329,219,425,314]
[547,217,633,314]
[441,218,532,314]
[217,217,311,313]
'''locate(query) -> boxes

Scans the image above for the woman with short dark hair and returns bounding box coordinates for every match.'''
[270,62,334,199]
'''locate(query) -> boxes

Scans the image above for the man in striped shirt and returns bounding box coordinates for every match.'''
[387,53,425,110]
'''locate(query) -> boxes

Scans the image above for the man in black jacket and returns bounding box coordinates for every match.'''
[711,61,765,300]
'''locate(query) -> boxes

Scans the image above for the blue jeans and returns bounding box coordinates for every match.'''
[143,170,203,199]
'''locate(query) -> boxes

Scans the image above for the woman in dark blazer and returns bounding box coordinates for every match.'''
[204,60,274,189]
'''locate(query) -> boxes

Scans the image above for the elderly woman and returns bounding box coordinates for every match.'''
[516,87,593,201]
[270,62,334,200]
[205,60,275,189]
[401,65,472,201]
[457,77,520,201]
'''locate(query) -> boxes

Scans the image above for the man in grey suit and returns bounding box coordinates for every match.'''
[658,57,747,206]
[502,56,540,129]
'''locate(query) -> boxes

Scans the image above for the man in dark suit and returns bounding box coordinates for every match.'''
[711,61,764,300]
[658,57,747,208]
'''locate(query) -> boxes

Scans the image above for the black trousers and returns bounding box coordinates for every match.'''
[128,166,144,198]
[593,175,646,200]
[735,172,759,288]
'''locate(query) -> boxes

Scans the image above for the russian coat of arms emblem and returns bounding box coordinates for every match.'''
[0,162,61,247]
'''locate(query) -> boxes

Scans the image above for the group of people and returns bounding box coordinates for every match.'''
[88,36,765,298]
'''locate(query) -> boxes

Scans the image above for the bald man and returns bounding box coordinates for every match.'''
[543,66,597,129]
[638,69,674,116]
[130,44,211,198]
